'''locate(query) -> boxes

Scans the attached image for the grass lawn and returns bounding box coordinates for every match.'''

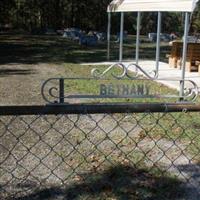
[45,64,178,104]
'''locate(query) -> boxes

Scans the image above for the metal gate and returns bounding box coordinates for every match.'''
[1,62,200,199]
[1,103,200,200]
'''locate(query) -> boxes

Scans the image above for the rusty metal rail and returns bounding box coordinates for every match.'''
[0,103,200,115]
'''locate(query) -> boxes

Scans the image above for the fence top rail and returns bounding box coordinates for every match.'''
[0,103,200,115]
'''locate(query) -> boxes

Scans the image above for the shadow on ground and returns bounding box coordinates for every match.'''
[0,34,107,65]
[0,69,35,77]
[11,165,185,200]
[177,163,200,199]
[0,34,170,65]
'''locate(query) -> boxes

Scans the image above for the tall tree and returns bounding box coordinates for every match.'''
[1,0,200,35]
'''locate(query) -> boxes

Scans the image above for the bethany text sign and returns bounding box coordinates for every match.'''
[99,83,150,96]
[41,63,199,104]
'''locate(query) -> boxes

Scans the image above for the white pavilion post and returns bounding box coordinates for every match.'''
[107,12,111,61]
[136,12,141,65]
[180,12,190,100]
[119,12,124,62]
[155,12,162,78]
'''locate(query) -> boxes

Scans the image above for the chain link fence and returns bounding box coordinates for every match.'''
[0,103,200,200]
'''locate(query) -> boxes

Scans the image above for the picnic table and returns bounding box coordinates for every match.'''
[168,41,200,73]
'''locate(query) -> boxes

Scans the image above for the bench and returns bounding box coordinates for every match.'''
[169,42,200,72]
[185,43,200,72]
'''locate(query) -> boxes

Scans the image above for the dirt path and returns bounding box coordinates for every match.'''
[0,63,66,105]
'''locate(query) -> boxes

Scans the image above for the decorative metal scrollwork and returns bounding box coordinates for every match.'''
[41,63,200,104]
[91,63,127,79]
[91,62,160,80]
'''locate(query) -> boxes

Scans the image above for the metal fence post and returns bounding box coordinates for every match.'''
[155,12,162,78]
[180,12,190,101]
[119,12,124,62]
[136,12,141,65]
[59,78,64,103]
[107,12,111,61]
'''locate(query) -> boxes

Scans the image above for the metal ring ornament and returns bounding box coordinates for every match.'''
[183,80,199,102]
[41,78,60,104]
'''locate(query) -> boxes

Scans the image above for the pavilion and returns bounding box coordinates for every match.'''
[107,0,199,96]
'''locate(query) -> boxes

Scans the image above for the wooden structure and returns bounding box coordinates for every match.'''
[169,41,200,72]
[168,41,183,68]
[186,43,200,72]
